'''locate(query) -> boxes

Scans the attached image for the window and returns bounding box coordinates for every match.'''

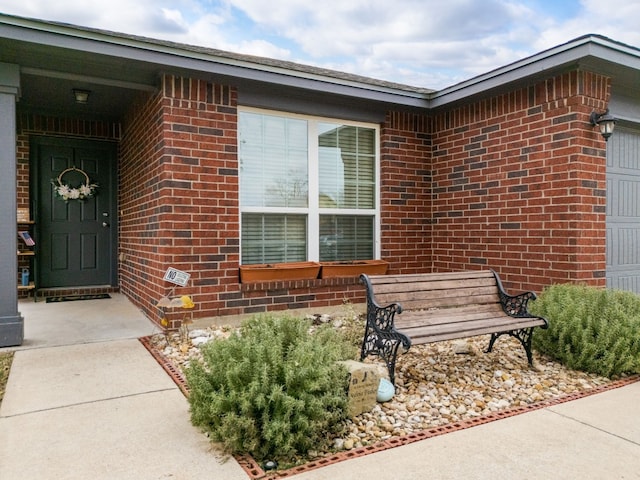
[239,109,379,265]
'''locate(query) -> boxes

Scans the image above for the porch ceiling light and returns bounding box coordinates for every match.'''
[590,109,616,142]
[73,89,91,104]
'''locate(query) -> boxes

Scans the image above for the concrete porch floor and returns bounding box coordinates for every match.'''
[12,292,158,350]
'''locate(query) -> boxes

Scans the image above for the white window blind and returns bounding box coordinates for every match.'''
[240,113,308,208]
[318,124,375,209]
[241,214,307,264]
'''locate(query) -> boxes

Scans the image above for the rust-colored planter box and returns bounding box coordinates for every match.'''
[239,261,321,283]
[320,260,389,278]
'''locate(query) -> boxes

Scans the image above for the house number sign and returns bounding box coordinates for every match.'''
[163,267,190,287]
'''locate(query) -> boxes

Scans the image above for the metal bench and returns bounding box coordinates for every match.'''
[359,270,548,385]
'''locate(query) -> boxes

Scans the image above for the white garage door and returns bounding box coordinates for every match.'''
[606,125,640,292]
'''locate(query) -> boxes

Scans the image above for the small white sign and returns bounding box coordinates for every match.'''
[163,267,190,287]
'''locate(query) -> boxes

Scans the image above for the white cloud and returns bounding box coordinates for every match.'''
[1,0,639,90]
[532,0,640,51]
[225,0,555,87]
[149,9,190,34]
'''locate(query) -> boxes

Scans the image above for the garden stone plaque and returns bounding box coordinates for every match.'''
[339,360,380,417]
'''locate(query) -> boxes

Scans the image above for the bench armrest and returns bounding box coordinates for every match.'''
[491,270,549,328]
[360,274,411,384]
[360,274,411,347]
[360,274,403,330]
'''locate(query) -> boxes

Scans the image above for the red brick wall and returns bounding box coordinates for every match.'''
[380,112,432,274]
[237,277,365,314]
[118,86,166,319]
[430,70,611,292]
[15,68,613,323]
[118,75,390,328]
[119,75,244,327]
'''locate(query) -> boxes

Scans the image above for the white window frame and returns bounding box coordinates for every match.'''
[239,107,381,263]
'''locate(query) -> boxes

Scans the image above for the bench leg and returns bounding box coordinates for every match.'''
[382,340,403,386]
[485,327,535,365]
[360,330,409,386]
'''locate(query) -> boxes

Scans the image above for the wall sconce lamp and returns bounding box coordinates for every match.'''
[590,109,617,142]
[73,89,91,104]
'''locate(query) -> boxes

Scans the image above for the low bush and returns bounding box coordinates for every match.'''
[530,284,640,378]
[185,314,357,463]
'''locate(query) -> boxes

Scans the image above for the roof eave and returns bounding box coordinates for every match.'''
[428,35,640,108]
[3,15,638,112]
[0,14,431,108]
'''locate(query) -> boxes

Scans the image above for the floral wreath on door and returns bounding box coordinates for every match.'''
[52,166,98,202]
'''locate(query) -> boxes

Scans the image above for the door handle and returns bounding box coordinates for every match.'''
[102,221,110,227]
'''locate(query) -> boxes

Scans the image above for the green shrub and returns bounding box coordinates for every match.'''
[530,284,640,377]
[332,303,366,351]
[185,314,356,463]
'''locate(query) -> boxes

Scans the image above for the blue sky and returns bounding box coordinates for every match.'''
[2,0,639,89]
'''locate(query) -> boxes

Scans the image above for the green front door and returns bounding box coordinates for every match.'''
[33,137,117,288]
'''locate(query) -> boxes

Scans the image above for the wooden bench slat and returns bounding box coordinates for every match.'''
[404,314,521,331]
[370,277,497,295]
[375,282,498,298]
[409,318,547,344]
[370,274,495,285]
[367,270,495,284]
[400,316,546,340]
[395,304,506,327]
[386,290,500,310]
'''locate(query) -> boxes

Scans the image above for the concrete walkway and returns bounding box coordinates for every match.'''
[1,294,248,479]
[292,382,640,479]
[1,294,640,479]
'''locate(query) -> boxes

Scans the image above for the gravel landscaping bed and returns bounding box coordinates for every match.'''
[148,312,612,458]
[0,352,14,406]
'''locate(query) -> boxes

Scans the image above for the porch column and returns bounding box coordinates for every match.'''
[0,63,23,347]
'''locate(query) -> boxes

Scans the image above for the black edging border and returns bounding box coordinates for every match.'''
[139,336,640,480]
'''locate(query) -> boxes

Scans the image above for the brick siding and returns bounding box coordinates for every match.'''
[430,70,611,292]
[118,75,245,327]
[118,75,371,327]
[14,68,613,326]
[380,112,433,274]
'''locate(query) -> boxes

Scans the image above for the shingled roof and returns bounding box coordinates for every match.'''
[14,14,435,95]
